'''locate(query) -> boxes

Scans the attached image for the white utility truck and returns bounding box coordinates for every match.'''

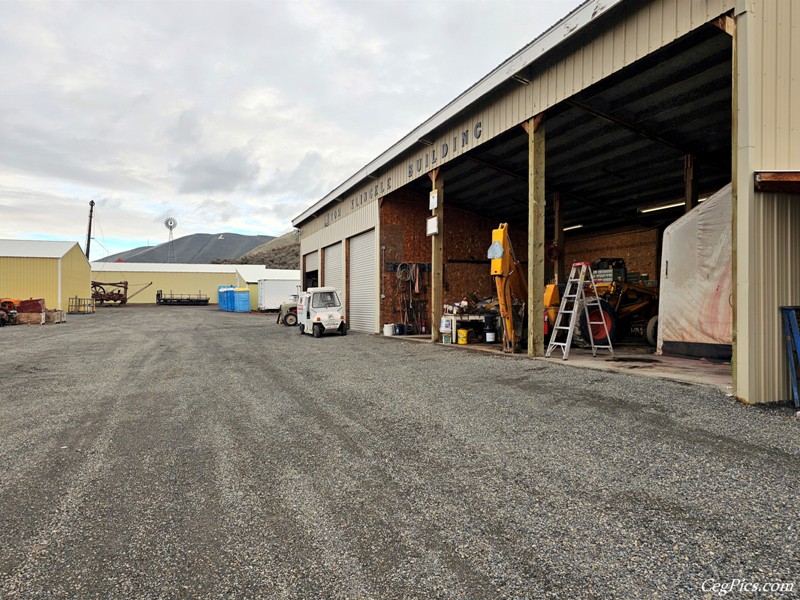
[297,287,347,337]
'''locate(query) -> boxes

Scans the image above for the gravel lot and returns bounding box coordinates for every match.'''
[1,306,798,598]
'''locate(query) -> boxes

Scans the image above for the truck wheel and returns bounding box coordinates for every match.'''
[646,315,659,347]
[284,313,297,326]
[339,323,347,336]
[579,299,617,346]
[313,324,322,338]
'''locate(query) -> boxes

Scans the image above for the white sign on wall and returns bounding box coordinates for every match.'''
[429,190,439,211]
[426,216,439,236]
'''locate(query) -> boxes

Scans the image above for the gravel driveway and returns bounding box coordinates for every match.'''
[1,306,798,598]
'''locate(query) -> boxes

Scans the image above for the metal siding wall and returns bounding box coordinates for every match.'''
[300,201,378,259]
[744,0,800,402]
[750,193,800,401]
[323,243,344,295]
[756,0,799,169]
[60,245,91,309]
[0,257,59,308]
[348,229,377,333]
[248,283,259,311]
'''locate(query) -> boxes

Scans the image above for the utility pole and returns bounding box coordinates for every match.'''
[86,200,95,260]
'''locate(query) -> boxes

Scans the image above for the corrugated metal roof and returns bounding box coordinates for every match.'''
[292,0,624,227]
[0,239,81,259]
[90,262,237,274]
[234,265,301,283]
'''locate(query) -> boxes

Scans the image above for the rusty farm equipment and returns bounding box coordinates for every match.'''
[91,281,153,306]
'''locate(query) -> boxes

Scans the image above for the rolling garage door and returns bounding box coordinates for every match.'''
[348,229,376,333]
[304,251,319,272]
[323,243,343,295]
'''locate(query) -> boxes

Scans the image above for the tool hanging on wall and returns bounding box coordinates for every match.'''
[396,262,427,333]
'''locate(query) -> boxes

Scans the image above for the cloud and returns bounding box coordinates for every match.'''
[195,199,241,223]
[0,0,584,253]
[168,109,203,145]
[260,152,328,197]
[173,148,260,194]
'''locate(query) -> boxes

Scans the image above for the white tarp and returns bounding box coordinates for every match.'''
[657,183,732,354]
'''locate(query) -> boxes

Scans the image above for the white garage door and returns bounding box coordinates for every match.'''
[304,251,319,272]
[348,229,377,333]
[323,243,343,295]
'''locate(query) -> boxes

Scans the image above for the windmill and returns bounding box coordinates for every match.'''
[164,216,177,263]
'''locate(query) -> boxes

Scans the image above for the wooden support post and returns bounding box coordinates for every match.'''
[684,154,698,213]
[429,168,444,342]
[553,191,566,284]
[732,6,755,402]
[528,115,545,357]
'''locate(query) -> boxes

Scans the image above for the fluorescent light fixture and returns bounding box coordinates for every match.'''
[638,201,685,214]
[563,224,583,231]
[639,196,709,214]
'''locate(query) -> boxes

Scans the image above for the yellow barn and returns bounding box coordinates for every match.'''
[0,240,91,310]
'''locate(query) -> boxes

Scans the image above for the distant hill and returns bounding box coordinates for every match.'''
[212,230,300,269]
[97,233,274,264]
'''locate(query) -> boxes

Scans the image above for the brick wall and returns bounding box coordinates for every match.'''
[443,208,528,305]
[381,194,658,321]
[380,190,431,325]
[380,192,536,321]
[564,227,659,281]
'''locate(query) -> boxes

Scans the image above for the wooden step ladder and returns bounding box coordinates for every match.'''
[545,262,614,360]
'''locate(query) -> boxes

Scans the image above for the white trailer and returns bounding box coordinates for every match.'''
[257,279,300,311]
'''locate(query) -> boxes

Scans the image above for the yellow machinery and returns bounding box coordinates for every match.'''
[489,224,526,353]
[489,224,560,353]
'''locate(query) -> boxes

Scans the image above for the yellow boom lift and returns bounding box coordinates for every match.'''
[489,223,560,353]
[488,223,527,352]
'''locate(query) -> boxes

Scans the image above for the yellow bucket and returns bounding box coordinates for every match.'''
[457,329,469,345]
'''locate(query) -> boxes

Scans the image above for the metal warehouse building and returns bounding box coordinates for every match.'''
[90,263,300,307]
[0,240,91,310]
[90,263,239,304]
[292,0,800,404]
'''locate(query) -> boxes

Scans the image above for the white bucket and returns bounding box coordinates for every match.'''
[485,331,496,343]
[383,323,394,336]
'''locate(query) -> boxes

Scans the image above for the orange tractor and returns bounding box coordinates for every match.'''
[580,276,659,347]
[0,298,20,326]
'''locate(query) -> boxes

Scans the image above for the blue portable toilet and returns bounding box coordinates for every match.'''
[233,288,250,312]
[218,286,235,311]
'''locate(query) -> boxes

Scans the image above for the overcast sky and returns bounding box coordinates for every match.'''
[0,0,583,259]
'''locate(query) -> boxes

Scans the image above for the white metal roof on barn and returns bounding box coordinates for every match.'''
[234,265,301,284]
[0,239,81,258]
[90,262,237,274]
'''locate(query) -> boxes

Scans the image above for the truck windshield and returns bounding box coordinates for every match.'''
[312,291,340,308]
